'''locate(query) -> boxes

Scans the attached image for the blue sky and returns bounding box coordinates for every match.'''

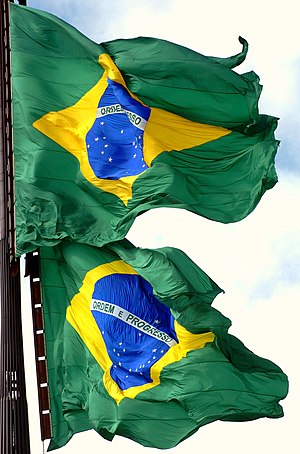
[19,1,300,453]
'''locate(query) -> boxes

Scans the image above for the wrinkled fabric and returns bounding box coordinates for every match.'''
[40,240,288,451]
[11,3,279,256]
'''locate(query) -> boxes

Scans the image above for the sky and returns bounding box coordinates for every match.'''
[18,0,300,453]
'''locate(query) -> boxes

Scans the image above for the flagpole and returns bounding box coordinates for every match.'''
[0,0,31,452]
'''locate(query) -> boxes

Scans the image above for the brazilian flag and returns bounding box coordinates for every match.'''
[10,3,279,255]
[40,240,288,450]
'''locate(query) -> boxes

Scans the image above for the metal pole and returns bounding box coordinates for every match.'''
[0,0,31,452]
[25,252,52,442]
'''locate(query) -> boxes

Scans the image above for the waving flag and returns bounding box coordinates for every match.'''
[11,3,279,255]
[40,240,288,450]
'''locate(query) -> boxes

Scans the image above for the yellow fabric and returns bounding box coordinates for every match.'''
[33,54,230,205]
[66,261,215,404]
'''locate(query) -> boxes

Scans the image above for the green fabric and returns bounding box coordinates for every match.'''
[11,3,279,255]
[40,240,288,450]
[101,36,259,128]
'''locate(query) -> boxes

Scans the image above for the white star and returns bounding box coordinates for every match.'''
[147,360,151,364]
[135,145,138,149]
[101,151,104,154]
[153,356,156,360]
[118,361,122,366]
[160,350,164,353]
[129,369,132,372]
[117,353,120,357]
[154,320,160,324]
[142,164,146,168]
[139,372,143,375]
[123,348,126,352]
[132,141,135,146]
[87,144,90,149]
[120,129,124,133]
[104,144,108,148]
[133,154,137,158]
[113,349,116,352]
[125,375,128,378]
[100,121,104,125]
[152,349,157,353]
[103,136,106,139]
[95,137,99,141]
[138,333,142,336]
[101,330,104,334]
[119,342,123,346]
[108,157,113,162]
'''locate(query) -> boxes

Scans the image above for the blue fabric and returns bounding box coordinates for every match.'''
[91,274,178,390]
[86,79,151,180]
